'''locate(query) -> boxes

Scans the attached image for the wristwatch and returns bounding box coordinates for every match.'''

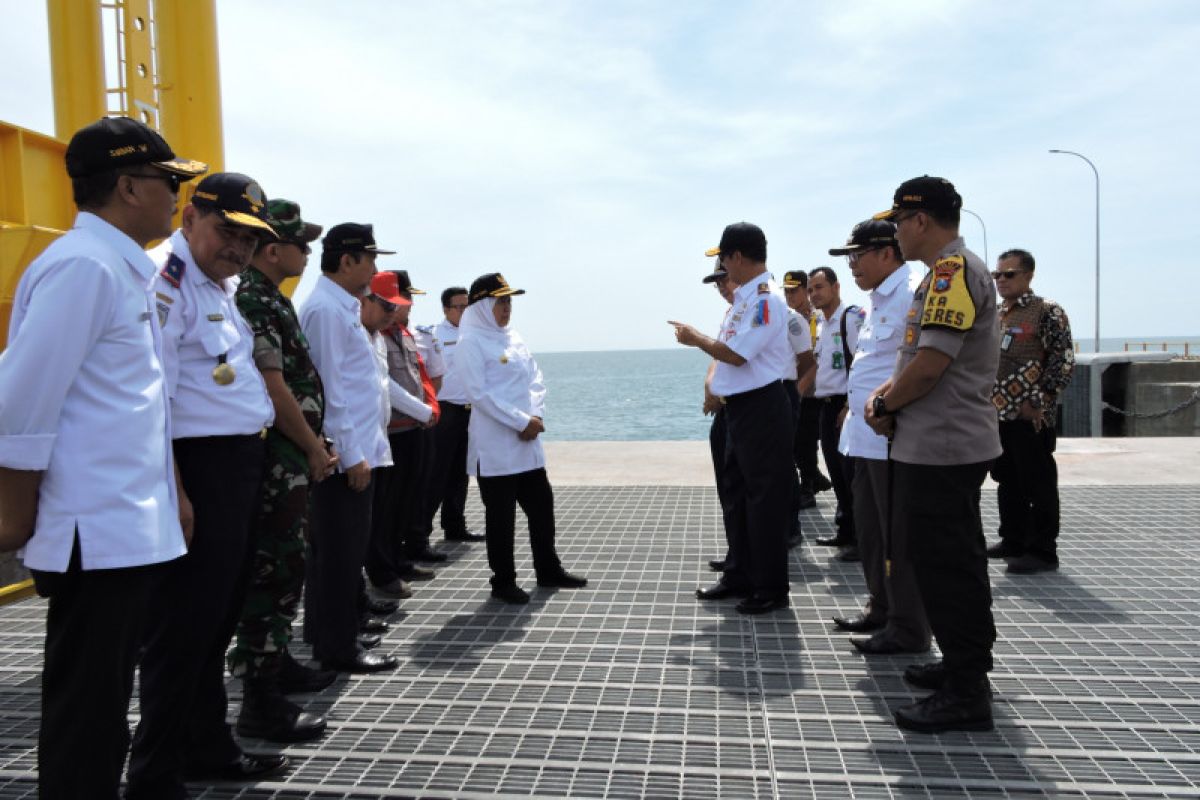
[872,395,891,417]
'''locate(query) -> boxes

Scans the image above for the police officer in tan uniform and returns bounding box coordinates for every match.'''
[865,176,1001,733]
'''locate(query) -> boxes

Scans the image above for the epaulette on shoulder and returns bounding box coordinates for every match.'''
[415,324,433,333]
[934,253,965,270]
[159,252,186,288]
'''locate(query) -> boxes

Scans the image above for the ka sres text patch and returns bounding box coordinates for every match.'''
[921,255,975,331]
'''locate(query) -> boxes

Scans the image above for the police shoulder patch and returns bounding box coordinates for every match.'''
[159,253,186,288]
[921,255,975,331]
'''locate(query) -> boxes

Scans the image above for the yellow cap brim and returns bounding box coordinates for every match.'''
[153,158,209,178]
[408,288,427,295]
[704,246,721,257]
[782,281,801,289]
[492,288,525,298]
[221,210,279,238]
[872,208,898,221]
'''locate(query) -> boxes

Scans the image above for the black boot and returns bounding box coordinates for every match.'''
[237,677,328,743]
[278,649,337,694]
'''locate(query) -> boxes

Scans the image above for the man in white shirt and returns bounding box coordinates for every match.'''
[829,220,930,655]
[671,222,794,614]
[128,172,285,797]
[803,267,865,561]
[298,223,399,674]
[0,117,202,799]
[424,286,486,544]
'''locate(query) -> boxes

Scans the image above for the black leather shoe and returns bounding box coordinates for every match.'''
[491,584,531,604]
[237,682,327,743]
[837,545,861,562]
[358,633,382,650]
[850,634,929,655]
[410,545,448,563]
[184,752,290,782]
[894,686,994,733]
[815,534,853,547]
[1005,554,1059,574]
[813,473,833,492]
[797,490,817,510]
[360,615,389,633]
[537,571,588,588]
[372,577,414,598]
[695,581,747,601]
[445,529,485,542]
[366,596,400,615]
[708,559,726,572]
[736,593,790,614]
[399,564,436,581]
[321,652,399,673]
[832,612,885,632]
[986,540,1022,559]
[903,661,946,691]
[278,651,337,694]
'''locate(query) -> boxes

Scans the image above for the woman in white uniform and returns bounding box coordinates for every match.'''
[457,273,587,604]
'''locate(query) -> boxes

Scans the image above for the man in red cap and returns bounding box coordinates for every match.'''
[364,271,440,601]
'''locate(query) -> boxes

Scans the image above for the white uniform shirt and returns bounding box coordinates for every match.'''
[150,231,273,438]
[298,276,391,470]
[709,274,792,397]
[0,212,185,571]
[434,318,467,403]
[412,324,445,380]
[783,309,814,380]
[367,332,395,466]
[813,302,865,398]
[839,265,914,460]
[458,302,546,477]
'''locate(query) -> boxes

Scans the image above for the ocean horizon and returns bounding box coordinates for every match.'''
[534,337,1199,441]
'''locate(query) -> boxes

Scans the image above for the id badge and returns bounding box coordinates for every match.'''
[1001,332,1013,351]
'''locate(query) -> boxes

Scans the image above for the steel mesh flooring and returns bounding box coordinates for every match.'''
[1,484,1198,798]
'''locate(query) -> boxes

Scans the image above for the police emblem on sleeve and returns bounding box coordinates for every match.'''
[757,282,769,294]
[921,254,975,331]
[160,253,186,288]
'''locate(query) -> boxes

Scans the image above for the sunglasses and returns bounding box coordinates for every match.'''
[368,294,399,313]
[991,270,1026,280]
[126,171,181,194]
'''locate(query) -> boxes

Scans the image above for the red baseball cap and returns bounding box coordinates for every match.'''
[369,271,412,307]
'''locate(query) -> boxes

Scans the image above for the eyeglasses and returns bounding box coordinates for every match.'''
[991,270,1026,280]
[848,248,881,265]
[368,294,399,313]
[126,172,181,194]
[281,240,311,255]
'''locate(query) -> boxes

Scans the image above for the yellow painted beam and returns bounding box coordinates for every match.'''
[46,0,106,139]
[0,579,35,607]
[156,0,224,176]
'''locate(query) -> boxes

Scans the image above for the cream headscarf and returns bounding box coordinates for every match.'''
[459,296,511,339]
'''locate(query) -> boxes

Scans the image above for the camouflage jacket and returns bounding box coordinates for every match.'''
[235,267,325,472]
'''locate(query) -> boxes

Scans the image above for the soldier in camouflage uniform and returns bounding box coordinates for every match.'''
[229,199,338,743]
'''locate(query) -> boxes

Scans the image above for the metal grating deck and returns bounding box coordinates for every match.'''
[1,484,1198,798]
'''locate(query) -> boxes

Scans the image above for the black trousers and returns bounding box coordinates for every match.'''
[894,459,996,684]
[795,396,823,490]
[818,395,855,540]
[31,540,166,800]
[719,381,793,596]
[781,381,804,539]
[709,408,733,564]
[476,467,562,588]
[424,402,472,538]
[992,420,1060,562]
[305,470,375,663]
[127,434,265,799]
[366,429,425,584]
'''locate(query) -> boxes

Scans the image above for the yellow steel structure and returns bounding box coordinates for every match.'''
[0,0,225,603]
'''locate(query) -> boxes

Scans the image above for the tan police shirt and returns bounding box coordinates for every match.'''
[891,237,1002,466]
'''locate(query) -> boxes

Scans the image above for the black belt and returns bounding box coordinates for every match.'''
[442,401,472,410]
[817,393,848,406]
[723,380,783,402]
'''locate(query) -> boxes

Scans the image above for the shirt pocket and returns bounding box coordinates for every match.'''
[199,317,241,357]
[874,323,898,343]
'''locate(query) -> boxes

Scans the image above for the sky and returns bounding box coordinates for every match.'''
[3,0,1198,352]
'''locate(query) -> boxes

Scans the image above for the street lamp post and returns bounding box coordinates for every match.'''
[961,208,988,266]
[1049,149,1100,353]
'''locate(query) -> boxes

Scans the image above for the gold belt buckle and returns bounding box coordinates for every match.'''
[260,427,269,439]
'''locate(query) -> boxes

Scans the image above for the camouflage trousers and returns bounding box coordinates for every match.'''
[227,452,310,680]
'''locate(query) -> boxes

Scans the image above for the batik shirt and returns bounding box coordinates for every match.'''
[991,291,1074,421]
